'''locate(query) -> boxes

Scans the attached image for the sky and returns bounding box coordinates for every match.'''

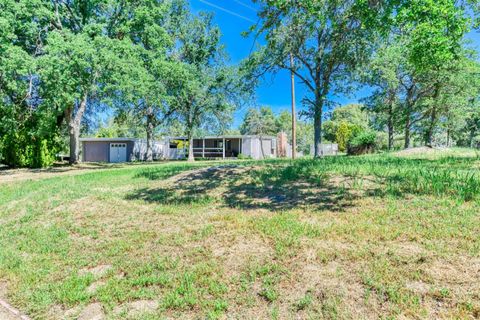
[189,0,480,129]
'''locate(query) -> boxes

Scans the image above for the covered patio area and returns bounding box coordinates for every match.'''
[168,136,243,159]
[193,137,241,158]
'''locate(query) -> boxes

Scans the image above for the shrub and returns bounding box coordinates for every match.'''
[348,131,376,155]
[0,132,59,168]
[31,139,57,168]
[335,121,363,152]
[322,120,337,143]
[237,153,252,160]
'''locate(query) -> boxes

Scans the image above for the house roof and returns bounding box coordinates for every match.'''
[79,135,277,143]
[79,137,139,142]
[167,135,277,140]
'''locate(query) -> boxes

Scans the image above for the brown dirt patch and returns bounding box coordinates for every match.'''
[0,163,112,184]
[0,161,177,184]
[77,303,105,320]
[113,300,159,318]
[79,265,112,278]
[209,233,274,276]
[406,281,431,295]
[427,256,480,291]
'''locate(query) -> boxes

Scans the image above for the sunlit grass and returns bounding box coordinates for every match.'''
[0,149,479,319]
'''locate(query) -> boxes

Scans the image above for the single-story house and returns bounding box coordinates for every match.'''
[80,135,278,163]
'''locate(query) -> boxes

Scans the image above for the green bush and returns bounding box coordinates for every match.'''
[350,131,376,148]
[335,121,363,152]
[0,133,58,168]
[31,139,57,168]
[348,131,376,155]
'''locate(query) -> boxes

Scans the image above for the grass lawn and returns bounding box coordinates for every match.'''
[0,149,479,319]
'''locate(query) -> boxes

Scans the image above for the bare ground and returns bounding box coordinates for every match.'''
[0,163,119,184]
[0,161,174,184]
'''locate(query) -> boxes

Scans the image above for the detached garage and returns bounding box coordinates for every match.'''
[80,138,165,163]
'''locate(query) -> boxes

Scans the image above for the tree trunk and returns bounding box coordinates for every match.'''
[425,85,441,147]
[187,133,195,162]
[259,135,265,159]
[425,107,437,147]
[145,107,154,162]
[469,128,475,148]
[313,95,323,158]
[69,121,80,164]
[68,94,88,164]
[404,115,411,149]
[387,105,394,151]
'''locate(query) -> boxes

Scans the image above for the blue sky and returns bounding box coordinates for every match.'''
[189,0,480,128]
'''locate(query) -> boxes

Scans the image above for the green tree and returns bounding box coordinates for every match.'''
[172,11,240,162]
[395,0,473,148]
[330,104,369,129]
[362,40,404,150]
[110,0,176,161]
[420,52,480,146]
[335,121,363,152]
[240,106,279,158]
[39,31,129,164]
[322,104,368,152]
[240,107,277,136]
[0,0,59,167]
[247,0,389,157]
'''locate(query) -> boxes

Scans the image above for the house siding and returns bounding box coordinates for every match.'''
[82,141,135,162]
[81,135,281,162]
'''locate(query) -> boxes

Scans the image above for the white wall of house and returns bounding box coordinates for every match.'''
[242,137,276,160]
[241,137,253,158]
[131,139,166,161]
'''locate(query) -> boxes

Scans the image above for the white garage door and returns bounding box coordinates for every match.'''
[109,143,127,163]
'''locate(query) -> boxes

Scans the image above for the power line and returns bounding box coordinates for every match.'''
[197,0,256,23]
[232,0,258,12]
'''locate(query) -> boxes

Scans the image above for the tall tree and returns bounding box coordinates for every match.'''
[240,107,277,136]
[112,0,176,161]
[173,11,240,162]
[247,0,388,157]
[39,31,124,163]
[396,0,472,148]
[362,41,404,150]
[420,53,480,146]
[0,0,57,167]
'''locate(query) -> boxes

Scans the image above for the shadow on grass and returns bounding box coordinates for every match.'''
[126,154,480,211]
[127,164,361,212]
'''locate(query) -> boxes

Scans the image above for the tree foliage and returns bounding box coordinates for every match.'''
[0,0,240,167]
[246,0,478,155]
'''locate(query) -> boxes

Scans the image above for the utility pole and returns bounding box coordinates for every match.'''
[290,53,297,159]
